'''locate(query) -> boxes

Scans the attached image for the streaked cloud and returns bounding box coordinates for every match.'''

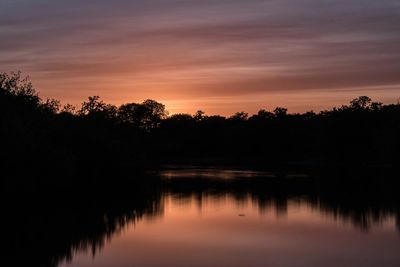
[1,0,399,114]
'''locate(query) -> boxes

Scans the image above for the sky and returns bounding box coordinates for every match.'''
[1,0,400,115]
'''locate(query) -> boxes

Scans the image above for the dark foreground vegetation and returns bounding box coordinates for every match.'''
[1,71,399,186]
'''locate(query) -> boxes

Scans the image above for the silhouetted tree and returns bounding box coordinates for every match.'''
[61,104,76,115]
[79,96,117,119]
[249,109,274,122]
[0,71,41,108]
[194,110,205,121]
[273,107,287,117]
[168,114,194,122]
[303,111,316,120]
[118,99,167,130]
[42,98,61,114]
[370,102,383,111]
[350,96,372,110]
[229,111,248,121]
[257,109,274,119]
[118,102,142,125]
[141,99,168,130]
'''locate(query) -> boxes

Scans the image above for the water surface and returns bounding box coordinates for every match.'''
[58,168,400,267]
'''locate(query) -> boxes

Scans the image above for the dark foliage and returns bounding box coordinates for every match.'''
[1,72,399,185]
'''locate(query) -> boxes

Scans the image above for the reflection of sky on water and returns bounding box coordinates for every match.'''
[159,168,276,180]
[60,191,400,267]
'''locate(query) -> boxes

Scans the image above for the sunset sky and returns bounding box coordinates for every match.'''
[1,0,399,115]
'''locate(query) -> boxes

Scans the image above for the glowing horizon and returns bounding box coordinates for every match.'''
[1,0,399,116]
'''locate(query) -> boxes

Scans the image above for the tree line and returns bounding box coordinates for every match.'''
[1,72,399,184]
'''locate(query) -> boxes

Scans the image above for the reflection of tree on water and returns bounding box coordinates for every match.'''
[5,190,164,267]
[163,170,400,233]
[169,190,400,233]
[397,214,400,233]
[6,170,400,267]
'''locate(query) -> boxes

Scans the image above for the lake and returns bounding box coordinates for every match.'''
[57,168,400,267]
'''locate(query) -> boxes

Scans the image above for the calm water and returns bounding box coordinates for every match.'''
[57,168,400,267]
